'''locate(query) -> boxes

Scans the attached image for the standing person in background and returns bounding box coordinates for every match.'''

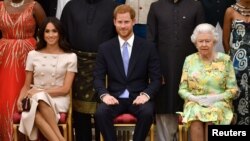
[147,0,205,141]
[125,0,157,38]
[36,0,57,17]
[223,0,250,125]
[115,0,125,4]
[55,0,70,19]
[36,0,71,19]
[0,0,45,140]
[60,0,119,140]
[179,23,238,141]
[94,5,161,141]
[200,0,236,53]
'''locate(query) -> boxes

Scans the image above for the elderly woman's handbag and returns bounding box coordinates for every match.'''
[22,96,31,112]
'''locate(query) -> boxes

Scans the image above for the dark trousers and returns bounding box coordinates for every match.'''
[95,98,154,141]
[73,111,100,141]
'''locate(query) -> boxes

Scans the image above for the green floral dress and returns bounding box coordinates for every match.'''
[178,52,238,126]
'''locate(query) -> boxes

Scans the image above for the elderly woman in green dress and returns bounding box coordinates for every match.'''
[178,23,238,141]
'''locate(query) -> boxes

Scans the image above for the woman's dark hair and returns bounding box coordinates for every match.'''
[36,17,72,52]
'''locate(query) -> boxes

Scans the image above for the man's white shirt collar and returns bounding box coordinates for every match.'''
[118,34,134,48]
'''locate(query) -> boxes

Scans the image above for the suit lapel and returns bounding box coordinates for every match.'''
[112,38,127,78]
[127,36,143,77]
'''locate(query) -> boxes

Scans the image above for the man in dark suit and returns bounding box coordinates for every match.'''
[147,0,204,141]
[94,4,161,141]
[200,0,236,27]
[36,0,57,16]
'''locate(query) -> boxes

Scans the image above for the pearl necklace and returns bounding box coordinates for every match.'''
[232,3,250,16]
[10,0,24,8]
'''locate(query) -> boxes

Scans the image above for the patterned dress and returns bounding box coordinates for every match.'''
[230,20,250,125]
[0,2,37,140]
[178,53,238,126]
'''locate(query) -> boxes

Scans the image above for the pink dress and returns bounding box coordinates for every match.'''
[19,51,77,140]
[0,2,37,141]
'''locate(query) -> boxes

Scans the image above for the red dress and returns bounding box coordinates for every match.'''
[0,2,36,140]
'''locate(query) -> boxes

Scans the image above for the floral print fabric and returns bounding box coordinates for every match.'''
[178,53,238,126]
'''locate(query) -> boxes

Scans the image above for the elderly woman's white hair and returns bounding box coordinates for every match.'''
[191,23,219,44]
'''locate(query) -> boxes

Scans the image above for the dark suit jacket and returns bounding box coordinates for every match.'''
[147,0,205,114]
[94,36,161,100]
[36,0,57,16]
[200,0,236,27]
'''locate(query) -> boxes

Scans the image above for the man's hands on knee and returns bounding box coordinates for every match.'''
[102,94,119,105]
[133,93,149,105]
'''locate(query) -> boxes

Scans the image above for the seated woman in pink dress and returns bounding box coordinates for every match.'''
[16,17,77,141]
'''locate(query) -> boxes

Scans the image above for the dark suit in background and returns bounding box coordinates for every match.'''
[115,0,126,4]
[147,0,205,140]
[200,0,236,27]
[200,0,236,53]
[60,0,119,141]
[36,0,57,16]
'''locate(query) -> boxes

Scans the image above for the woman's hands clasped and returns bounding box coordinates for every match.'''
[17,98,24,112]
[17,87,43,111]
[188,94,224,107]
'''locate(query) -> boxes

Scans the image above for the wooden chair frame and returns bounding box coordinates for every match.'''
[178,124,188,141]
[100,123,154,141]
[177,113,237,141]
